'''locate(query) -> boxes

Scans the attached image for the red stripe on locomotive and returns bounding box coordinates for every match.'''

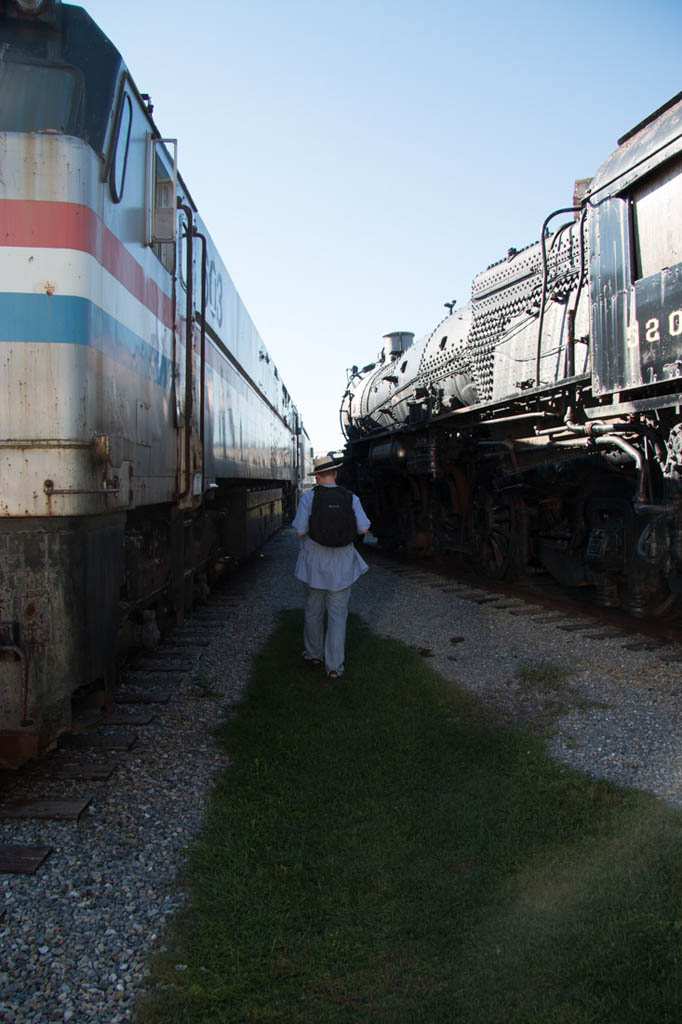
[0,198,173,328]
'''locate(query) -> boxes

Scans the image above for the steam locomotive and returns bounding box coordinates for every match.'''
[0,1,312,765]
[341,91,682,620]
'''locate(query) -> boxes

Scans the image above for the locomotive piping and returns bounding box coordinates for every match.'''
[177,201,195,501]
[193,226,208,482]
[339,402,348,443]
[563,409,666,462]
[563,409,668,507]
[565,206,589,379]
[594,434,647,503]
[536,207,581,389]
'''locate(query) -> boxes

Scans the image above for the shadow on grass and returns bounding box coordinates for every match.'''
[136,610,682,1024]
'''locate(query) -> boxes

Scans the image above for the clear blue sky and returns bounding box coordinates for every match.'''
[82,0,682,455]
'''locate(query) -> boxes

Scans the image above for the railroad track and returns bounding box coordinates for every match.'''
[5,538,681,882]
[0,583,246,880]
[360,542,682,658]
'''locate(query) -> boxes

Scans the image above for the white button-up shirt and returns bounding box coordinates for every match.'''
[291,485,371,591]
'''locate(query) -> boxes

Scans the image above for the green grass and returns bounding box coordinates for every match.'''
[136,611,682,1024]
[515,659,569,692]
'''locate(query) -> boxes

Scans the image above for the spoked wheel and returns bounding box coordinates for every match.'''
[468,489,525,580]
[618,562,679,618]
[581,479,679,618]
[620,518,679,617]
[625,586,679,618]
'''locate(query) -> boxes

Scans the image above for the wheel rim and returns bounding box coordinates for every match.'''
[469,490,520,580]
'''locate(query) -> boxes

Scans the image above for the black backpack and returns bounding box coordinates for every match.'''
[308,486,357,547]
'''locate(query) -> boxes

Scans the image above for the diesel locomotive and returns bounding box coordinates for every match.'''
[341,91,682,620]
[0,0,312,764]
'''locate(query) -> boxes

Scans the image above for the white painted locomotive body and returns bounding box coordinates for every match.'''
[0,2,311,762]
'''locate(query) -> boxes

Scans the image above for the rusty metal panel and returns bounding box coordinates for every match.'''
[589,197,637,395]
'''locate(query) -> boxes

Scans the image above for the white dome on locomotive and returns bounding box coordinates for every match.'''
[341,306,478,439]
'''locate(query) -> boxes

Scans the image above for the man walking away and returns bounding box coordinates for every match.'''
[292,454,370,679]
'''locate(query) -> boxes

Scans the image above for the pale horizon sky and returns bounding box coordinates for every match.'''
[82,0,682,455]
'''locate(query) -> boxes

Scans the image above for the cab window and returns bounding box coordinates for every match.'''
[631,159,682,280]
[0,54,82,132]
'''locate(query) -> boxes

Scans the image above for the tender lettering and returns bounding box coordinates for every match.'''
[670,309,682,337]
[645,318,661,343]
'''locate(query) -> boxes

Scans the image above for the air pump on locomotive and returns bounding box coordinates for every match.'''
[341,91,682,620]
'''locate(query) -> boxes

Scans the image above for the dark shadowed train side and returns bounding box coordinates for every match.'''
[341,91,682,619]
[0,0,312,764]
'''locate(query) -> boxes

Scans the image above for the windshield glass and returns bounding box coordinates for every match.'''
[0,53,82,132]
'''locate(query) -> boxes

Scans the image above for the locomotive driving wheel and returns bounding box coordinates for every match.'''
[620,518,679,618]
[578,474,679,618]
[468,488,525,580]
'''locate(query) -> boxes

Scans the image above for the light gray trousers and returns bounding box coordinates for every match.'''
[303,583,352,675]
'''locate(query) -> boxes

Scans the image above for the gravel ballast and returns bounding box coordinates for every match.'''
[2,527,681,1022]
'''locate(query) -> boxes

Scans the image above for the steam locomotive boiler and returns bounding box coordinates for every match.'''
[0,0,312,765]
[341,91,682,619]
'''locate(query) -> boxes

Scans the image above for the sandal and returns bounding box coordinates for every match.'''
[302,651,322,667]
[327,670,342,679]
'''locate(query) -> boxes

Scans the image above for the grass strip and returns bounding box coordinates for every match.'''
[136,610,682,1024]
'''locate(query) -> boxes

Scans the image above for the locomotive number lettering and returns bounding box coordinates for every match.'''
[644,311,682,343]
[206,259,224,328]
[670,310,682,337]
[645,318,661,343]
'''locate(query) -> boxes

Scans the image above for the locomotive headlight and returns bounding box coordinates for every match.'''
[7,0,56,26]
[13,0,48,12]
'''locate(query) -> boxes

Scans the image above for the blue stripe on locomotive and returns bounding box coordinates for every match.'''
[0,293,172,390]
